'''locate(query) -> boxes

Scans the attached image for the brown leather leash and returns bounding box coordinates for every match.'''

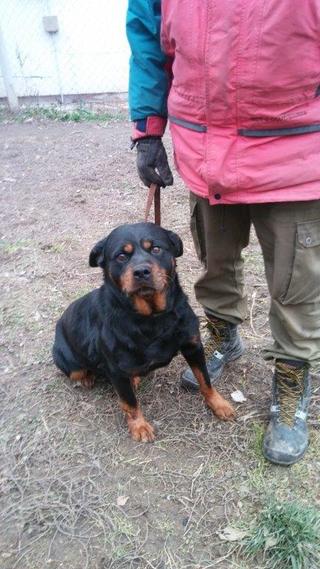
[144,183,161,225]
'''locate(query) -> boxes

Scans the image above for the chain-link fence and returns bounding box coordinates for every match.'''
[0,0,130,112]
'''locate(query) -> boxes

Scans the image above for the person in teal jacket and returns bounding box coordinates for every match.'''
[126,0,320,466]
[127,0,173,188]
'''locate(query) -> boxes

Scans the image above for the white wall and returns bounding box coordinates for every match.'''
[0,0,130,99]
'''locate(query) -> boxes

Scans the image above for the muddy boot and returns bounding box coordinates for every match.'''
[263,360,311,466]
[181,316,244,390]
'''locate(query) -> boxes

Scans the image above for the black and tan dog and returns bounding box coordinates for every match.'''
[53,222,235,441]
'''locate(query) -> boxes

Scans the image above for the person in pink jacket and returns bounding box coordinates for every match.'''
[127,0,320,465]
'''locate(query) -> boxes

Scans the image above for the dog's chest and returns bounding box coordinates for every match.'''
[116,322,180,375]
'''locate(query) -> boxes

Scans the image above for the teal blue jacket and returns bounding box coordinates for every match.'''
[126,0,169,121]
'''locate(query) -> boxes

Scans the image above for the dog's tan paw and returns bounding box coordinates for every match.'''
[206,390,236,421]
[128,418,155,442]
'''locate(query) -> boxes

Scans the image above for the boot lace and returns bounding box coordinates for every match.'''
[276,362,305,426]
[200,317,227,357]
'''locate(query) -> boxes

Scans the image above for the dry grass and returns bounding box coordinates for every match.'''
[0,118,319,568]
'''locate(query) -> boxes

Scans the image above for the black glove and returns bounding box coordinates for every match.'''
[136,137,174,188]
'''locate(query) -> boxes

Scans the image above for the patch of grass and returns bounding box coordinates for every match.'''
[0,304,25,329]
[156,519,176,536]
[241,500,320,569]
[247,422,269,490]
[250,422,265,458]
[308,428,320,457]
[0,239,31,254]
[40,240,73,255]
[50,242,65,253]
[0,105,7,120]
[67,286,95,302]
[243,426,320,504]
[7,105,126,123]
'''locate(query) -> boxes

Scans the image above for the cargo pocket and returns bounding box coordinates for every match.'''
[281,220,320,305]
[190,194,206,266]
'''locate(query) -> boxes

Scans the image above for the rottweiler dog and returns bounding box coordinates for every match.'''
[53,222,235,442]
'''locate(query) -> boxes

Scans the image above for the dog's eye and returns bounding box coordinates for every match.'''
[152,246,161,254]
[116,253,128,263]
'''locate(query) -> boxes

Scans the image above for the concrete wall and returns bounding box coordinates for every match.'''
[0,0,130,99]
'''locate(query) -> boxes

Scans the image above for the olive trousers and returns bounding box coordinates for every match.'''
[190,194,320,368]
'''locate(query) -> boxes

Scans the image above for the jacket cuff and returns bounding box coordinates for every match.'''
[132,116,167,141]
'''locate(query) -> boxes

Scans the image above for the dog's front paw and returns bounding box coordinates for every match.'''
[128,417,155,443]
[206,390,236,421]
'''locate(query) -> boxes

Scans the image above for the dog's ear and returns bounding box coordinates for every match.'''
[89,237,108,268]
[167,230,183,258]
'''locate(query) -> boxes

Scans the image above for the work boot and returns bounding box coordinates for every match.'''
[181,316,244,390]
[263,359,311,466]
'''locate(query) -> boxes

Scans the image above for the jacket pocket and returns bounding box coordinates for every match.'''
[238,124,320,137]
[169,115,207,132]
[281,219,320,304]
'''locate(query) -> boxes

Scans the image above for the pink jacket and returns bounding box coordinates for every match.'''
[160,0,320,204]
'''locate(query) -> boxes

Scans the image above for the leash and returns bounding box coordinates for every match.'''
[144,183,161,225]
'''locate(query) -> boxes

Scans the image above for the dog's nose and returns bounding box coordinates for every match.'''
[133,266,151,280]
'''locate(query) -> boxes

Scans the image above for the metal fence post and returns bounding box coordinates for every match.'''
[0,26,19,111]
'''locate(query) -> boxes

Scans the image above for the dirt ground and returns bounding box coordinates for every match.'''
[0,118,319,569]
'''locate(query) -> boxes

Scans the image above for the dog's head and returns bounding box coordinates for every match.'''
[89,223,183,314]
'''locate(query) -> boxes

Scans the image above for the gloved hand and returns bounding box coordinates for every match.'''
[136,137,174,188]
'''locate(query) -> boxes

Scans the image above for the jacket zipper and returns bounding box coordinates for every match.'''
[169,116,320,137]
[238,124,320,137]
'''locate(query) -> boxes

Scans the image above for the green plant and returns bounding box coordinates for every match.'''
[247,422,268,490]
[0,239,31,254]
[14,105,124,123]
[242,500,320,569]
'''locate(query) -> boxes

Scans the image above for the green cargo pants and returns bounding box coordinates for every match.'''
[190,193,320,368]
